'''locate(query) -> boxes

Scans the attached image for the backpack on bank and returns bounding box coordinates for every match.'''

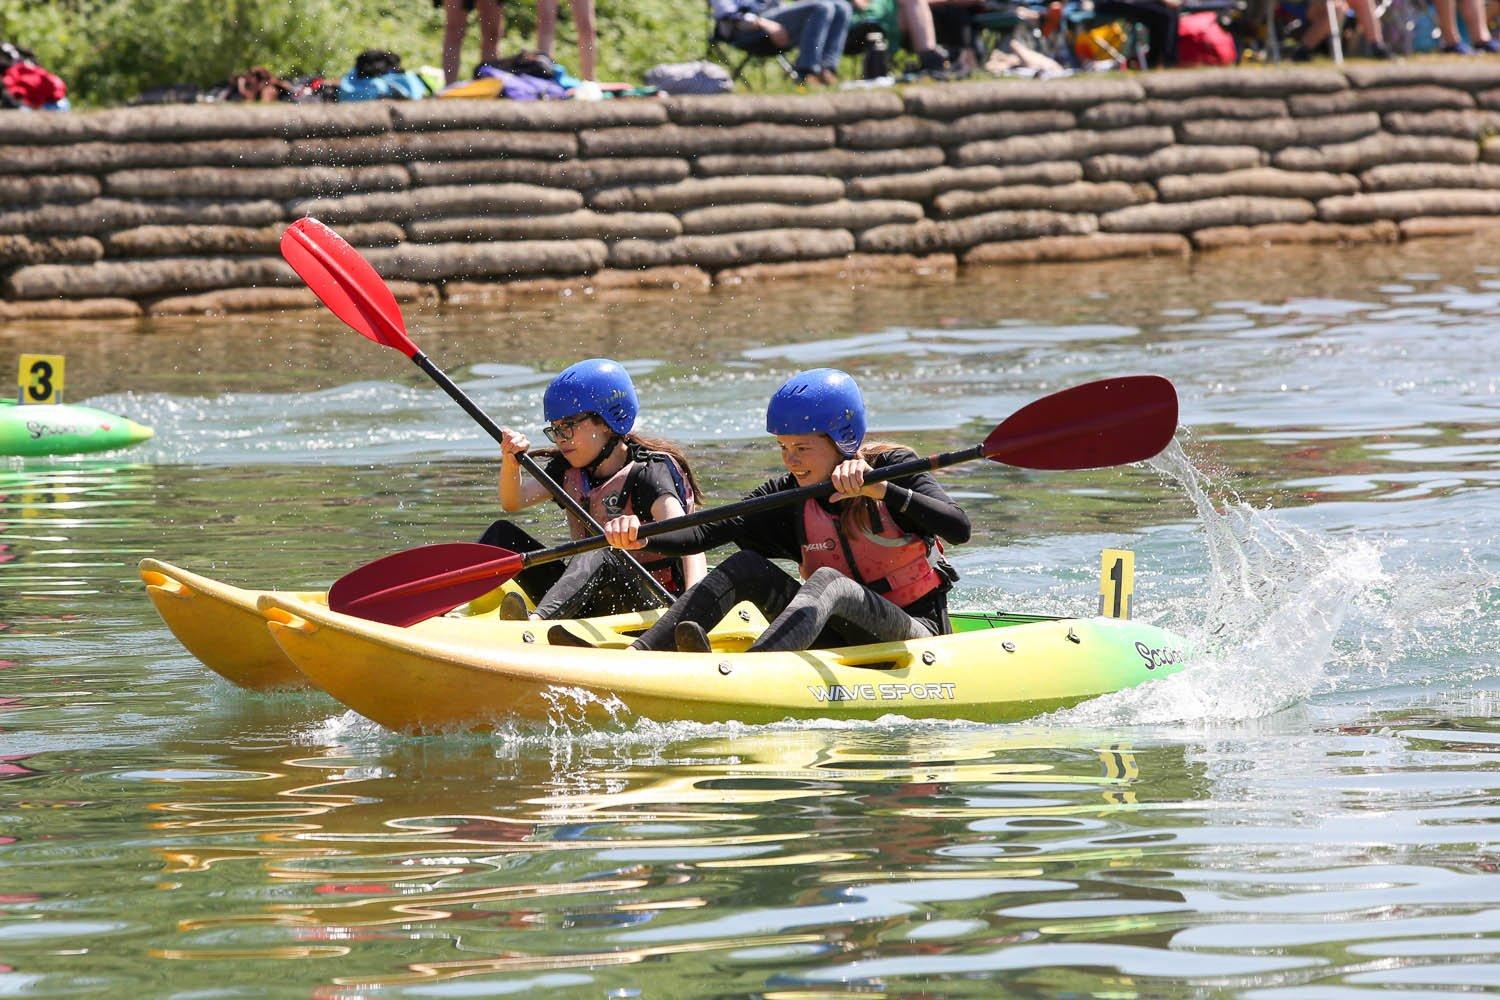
[642,61,731,95]
[339,49,431,101]
[1175,12,1237,66]
[0,41,67,110]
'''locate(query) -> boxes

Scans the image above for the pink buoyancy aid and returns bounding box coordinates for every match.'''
[798,497,943,608]
[562,451,695,591]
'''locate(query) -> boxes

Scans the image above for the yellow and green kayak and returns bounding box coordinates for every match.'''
[1,399,153,456]
[144,559,1191,729]
[258,592,1190,732]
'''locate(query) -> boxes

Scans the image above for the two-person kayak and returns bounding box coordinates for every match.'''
[142,559,1191,732]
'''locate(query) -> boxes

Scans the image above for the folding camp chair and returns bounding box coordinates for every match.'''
[705,1,800,83]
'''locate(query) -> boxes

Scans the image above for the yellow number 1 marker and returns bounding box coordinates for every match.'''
[1099,548,1135,620]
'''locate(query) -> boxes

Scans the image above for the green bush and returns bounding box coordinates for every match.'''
[0,0,719,106]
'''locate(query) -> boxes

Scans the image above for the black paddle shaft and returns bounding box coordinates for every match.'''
[411,352,674,605]
[520,444,987,572]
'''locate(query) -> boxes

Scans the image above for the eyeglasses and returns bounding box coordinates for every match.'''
[542,415,590,443]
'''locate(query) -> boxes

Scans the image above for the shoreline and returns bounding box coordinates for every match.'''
[8,63,1500,322]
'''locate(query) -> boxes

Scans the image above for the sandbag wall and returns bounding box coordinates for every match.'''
[7,61,1500,321]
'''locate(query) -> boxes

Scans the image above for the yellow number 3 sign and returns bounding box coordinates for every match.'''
[17,354,65,404]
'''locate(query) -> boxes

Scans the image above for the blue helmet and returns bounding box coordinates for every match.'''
[766,368,867,457]
[543,358,638,435]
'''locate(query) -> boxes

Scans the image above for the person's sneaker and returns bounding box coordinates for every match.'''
[1442,41,1476,55]
[1368,41,1392,59]
[1291,38,1328,61]
[547,624,595,648]
[915,46,963,81]
[1480,37,1500,53]
[673,621,713,653]
[499,591,530,621]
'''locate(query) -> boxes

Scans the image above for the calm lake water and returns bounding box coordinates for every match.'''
[2,235,1498,996]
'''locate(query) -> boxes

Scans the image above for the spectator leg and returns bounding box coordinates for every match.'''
[1350,0,1385,43]
[1302,0,1332,45]
[538,0,559,55]
[899,0,939,52]
[821,0,853,70]
[478,0,504,64]
[573,0,598,79]
[766,0,838,73]
[442,0,470,85]
[1462,0,1492,44]
[1436,0,1461,44]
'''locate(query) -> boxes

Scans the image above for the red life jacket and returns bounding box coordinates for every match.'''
[561,449,695,592]
[798,496,943,608]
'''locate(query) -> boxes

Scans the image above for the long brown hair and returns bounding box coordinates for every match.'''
[857,440,902,461]
[532,418,703,503]
[845,440,907,534]
[624,431,703,503]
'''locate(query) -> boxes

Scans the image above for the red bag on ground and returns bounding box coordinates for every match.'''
[3,61,66,108]
[1176,11,1237,66]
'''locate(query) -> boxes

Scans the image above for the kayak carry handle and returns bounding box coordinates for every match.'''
[262,605,317,636]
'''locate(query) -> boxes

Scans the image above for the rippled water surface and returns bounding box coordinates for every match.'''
[2,235,1498,996]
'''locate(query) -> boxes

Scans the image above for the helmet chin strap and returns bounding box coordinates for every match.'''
[582,433,624,481]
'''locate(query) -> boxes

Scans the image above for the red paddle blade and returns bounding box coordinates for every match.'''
[280,217,419,358]
[983,375,1178,470]
[329,543,526,627]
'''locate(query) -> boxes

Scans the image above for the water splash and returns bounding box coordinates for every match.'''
[1049,440,1385,726]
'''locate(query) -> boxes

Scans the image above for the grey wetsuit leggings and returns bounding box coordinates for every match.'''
[478,520,667,620]
[629,549,937,653]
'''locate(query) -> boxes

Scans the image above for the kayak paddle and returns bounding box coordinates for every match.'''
[329,374,1179,627]
[278,216,674,607]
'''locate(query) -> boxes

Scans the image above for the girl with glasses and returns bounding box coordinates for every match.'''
[573,368,970,653]
[479,358,706,621]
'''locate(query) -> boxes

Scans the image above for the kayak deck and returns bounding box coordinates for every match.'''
[260,593,1190,732]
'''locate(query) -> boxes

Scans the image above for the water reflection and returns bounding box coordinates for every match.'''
[130,730,1176,992]
[4,231,1500,995]
[71,718,1484,994]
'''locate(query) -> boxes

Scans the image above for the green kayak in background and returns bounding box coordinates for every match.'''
[0,398,154,457]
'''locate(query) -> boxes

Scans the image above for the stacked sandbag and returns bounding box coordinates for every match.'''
[7,63,1500,318]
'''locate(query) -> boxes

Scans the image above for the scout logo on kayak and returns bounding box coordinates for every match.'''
[1135,641,1183,670]
[810,682,957,702]
[26,420,86,441]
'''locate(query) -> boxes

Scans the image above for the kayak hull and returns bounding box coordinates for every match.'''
[140,559,328,691]
[260,594,1191,732]
[139,559,676,693]
[1,401,153,457]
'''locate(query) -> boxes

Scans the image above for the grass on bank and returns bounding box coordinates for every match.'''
[0,1,1416,110]
[0,0,718,107]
